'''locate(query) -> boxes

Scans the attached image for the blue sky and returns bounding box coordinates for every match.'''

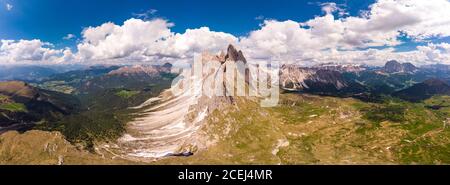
[1,0,376,47]
[1,0,450,66]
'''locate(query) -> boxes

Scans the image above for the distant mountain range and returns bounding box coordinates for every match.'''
[382,60,418,74]
[80,64,173,93]
[3,45,450,164]
[0,63,177,142]
[0,65,87,82]
[0,81,78,134]
[0,65,58,82]
[279,59,450,103]
[3,54,450,108]
[280,64,366,96]
[2,55,450,106]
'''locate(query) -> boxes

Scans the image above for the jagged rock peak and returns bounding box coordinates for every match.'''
[383,60,417,73]
[162,62,173,69]
[225,44,247,63]
[402,62,417,72]
[384,60,403,73]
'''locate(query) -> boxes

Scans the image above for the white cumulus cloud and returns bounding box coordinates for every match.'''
[76,18,173,61]
[1,0,450,66]
[0,39,71,64]
[239,0,450,65]
[76,18,238,63]
[5,3,13,11]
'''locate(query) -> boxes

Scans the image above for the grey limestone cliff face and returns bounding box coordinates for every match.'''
[383,60,417,73]
[280,64,348,91]
[108,44,251,160]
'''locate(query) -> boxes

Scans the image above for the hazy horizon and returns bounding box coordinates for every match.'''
[1,0,450,67]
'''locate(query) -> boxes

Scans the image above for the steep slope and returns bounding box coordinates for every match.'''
[0,65,58,82]
[155,93,450,164]
[383,60,417,73]
[78,64,174,93]
[0,130,134,164]
[394,78,450,102]
[36,65,121,94]
[37,64,177,147]
[103,45,250,160]
[280,65,316,90]
[2,92,450,164]
[0,81,78,134]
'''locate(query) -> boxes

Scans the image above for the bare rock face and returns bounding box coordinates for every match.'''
[402,62,417,73]
[313,63,366,73]
[199,44,250,107]
[280,65,316,90]
[204,45,247,64]
[383,60,417,73]
[280,64,348,91]
[111,44,250,161]
[225,44,247,64]
[308,69,347,89]
[0,81,37,99]
[384,60,403,73]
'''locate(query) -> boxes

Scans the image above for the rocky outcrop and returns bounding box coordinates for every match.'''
[383,60,417,73]
[107,64,172,76]
[280,65,316,90]
[402,62,417,73]
[280,64,347,91]
[225,45,247,63]
[110,44,251,161]
[280,64,368,96]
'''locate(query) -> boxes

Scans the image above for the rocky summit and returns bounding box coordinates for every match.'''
[107,44,252,160]
[383,60,417,73]
[2,46,450,165]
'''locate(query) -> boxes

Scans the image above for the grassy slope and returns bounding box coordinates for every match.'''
[115,90,140,99]
[1,93,450,164]
[0,130,134,164]
[35,77,175,148]
[0,102,27,112]
[157,93,450,164]
[0,94,8,101]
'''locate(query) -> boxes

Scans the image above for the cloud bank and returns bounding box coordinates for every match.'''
[1,0,450,66]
